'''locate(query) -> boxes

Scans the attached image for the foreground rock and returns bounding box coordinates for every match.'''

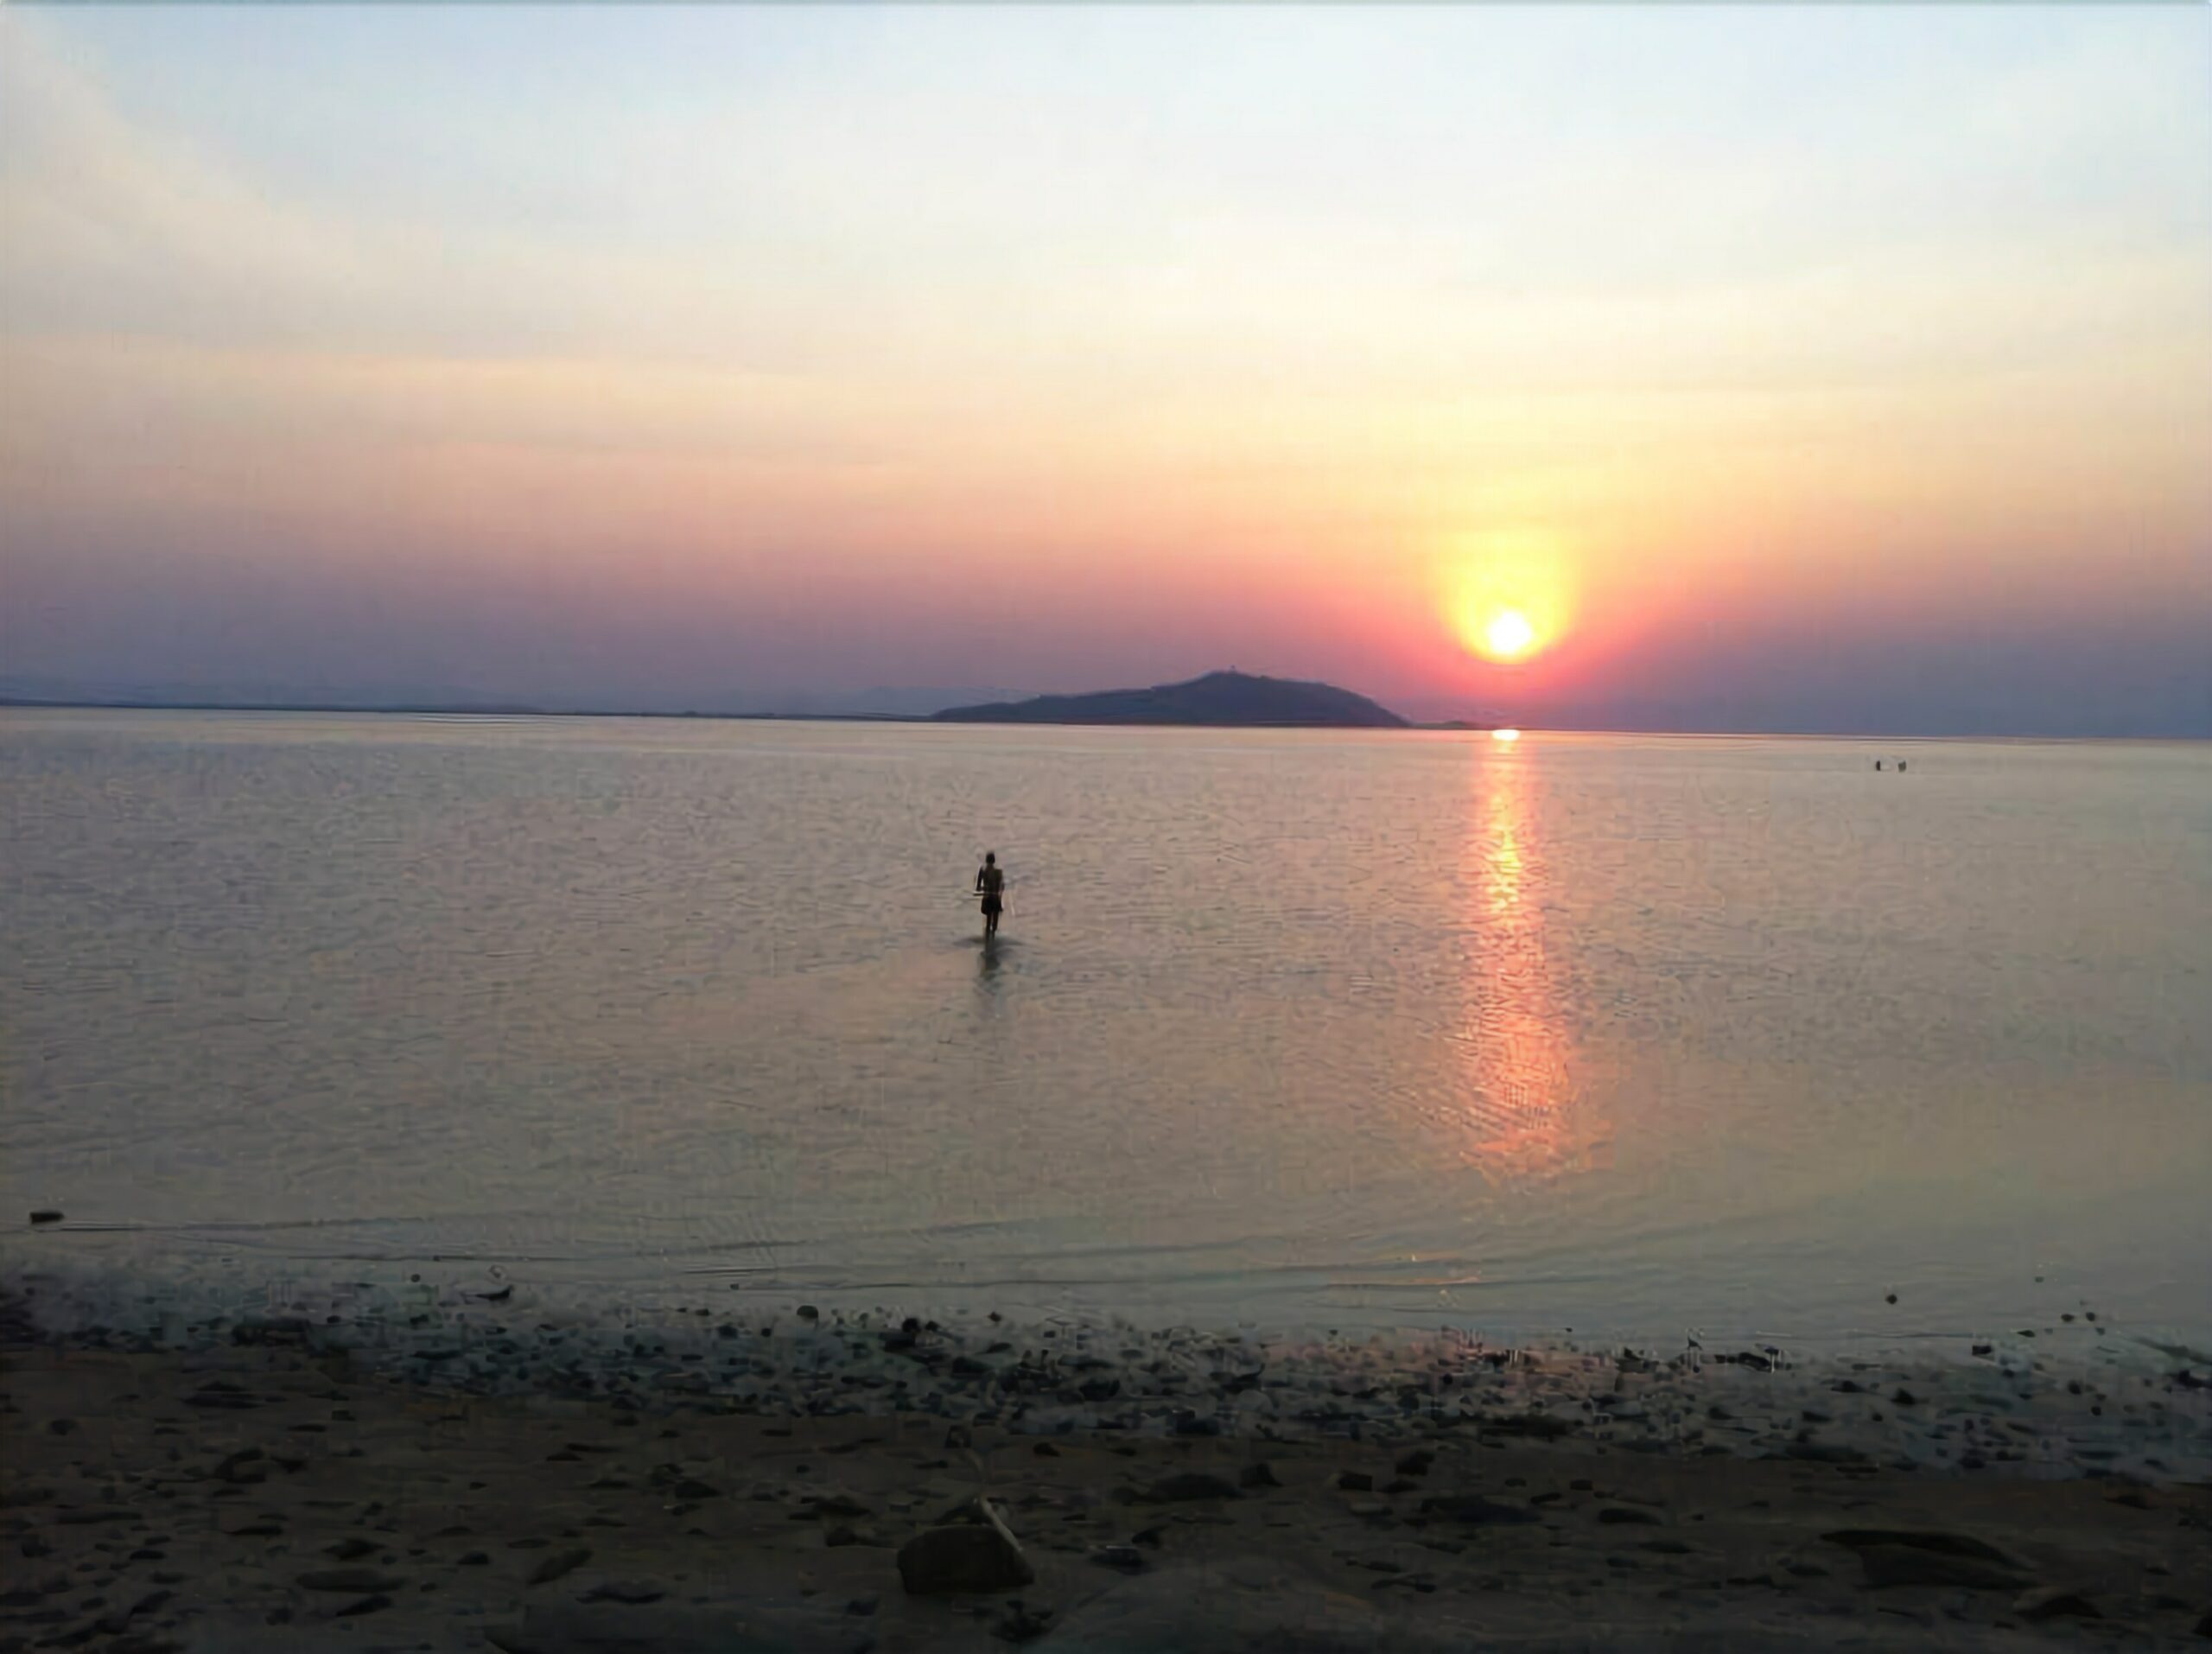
[897,1496,1034,1594]
[2012,1586,2100,1622]
[1822,1529,2031,1592]
[1853,1545,2029,1591]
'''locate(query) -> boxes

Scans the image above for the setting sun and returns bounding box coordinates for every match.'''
[1441,530,1577,668]
[1484,609,1537,662]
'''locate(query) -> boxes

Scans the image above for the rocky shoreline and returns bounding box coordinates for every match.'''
[4,1278,2210,1651]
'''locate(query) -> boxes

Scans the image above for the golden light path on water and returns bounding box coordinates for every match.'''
[1454,735,1605,1180]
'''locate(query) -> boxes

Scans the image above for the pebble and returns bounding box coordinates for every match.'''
[527,1548,592,1586]
[296,1569,403,1593]
[994,1600,1053,1643]
[1821,1529,2018,1565]
[580,1580,664,1605]
[1419,1495,1537,1526]
[1136,1472,1240,1504]
[2013,1587,2100,1622]
[213,1448,265,1484]
[1854,1545,2024,1591]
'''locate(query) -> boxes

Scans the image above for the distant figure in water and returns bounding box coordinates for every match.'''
[1874,760,1884,771]
[1897,760,1907,772]
[975,851,1006,940]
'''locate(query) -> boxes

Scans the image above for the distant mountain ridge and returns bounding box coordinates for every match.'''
[933,670,1408,728]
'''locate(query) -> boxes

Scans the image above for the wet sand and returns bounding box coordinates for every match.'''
[4,1290,2209,1651]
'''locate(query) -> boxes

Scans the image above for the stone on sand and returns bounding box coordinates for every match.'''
[1135,1471,1241,1504]
[898,1498,1033,1594]
[529,1547,593,1586]
[1821,1529,2020,1566]
[580,1581,665,1605]
[2012,1586,2100,1622]
[1417,1494,1538,1526]
[1853,1546,2028,1592]
[294,1568,404,1593]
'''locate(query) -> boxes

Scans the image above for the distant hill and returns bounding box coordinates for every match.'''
[933,670,1408,728]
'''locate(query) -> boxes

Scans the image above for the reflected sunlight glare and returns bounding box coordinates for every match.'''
[1454,741,1600,1181]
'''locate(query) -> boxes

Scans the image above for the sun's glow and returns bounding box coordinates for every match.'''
[1491,727,1521,742]
[1440,529,1577,667]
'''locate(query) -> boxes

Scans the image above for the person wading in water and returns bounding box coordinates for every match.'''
[975,851,1006,940]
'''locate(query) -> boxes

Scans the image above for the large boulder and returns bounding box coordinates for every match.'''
[897,1498,1033,1594]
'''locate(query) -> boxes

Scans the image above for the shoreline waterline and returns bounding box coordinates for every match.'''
[7,1254,2207,1485]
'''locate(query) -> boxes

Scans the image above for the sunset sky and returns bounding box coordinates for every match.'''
[4,6,2207,733]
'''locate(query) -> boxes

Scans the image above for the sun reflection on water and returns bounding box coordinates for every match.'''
[1455,736,1604,1179]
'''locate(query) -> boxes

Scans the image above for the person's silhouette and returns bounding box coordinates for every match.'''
[975,851,1006,940]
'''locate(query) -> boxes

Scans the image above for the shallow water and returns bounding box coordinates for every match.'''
[3,709,2207,1352]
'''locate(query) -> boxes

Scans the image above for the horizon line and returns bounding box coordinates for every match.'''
[3,697,2203,746]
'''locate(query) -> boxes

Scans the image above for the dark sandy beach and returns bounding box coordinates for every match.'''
[4,1285,2209,1652]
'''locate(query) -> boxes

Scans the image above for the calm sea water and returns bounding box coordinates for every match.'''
[3,709,2208,1352]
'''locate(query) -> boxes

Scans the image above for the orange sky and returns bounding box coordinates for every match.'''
[3,8,2208,731]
